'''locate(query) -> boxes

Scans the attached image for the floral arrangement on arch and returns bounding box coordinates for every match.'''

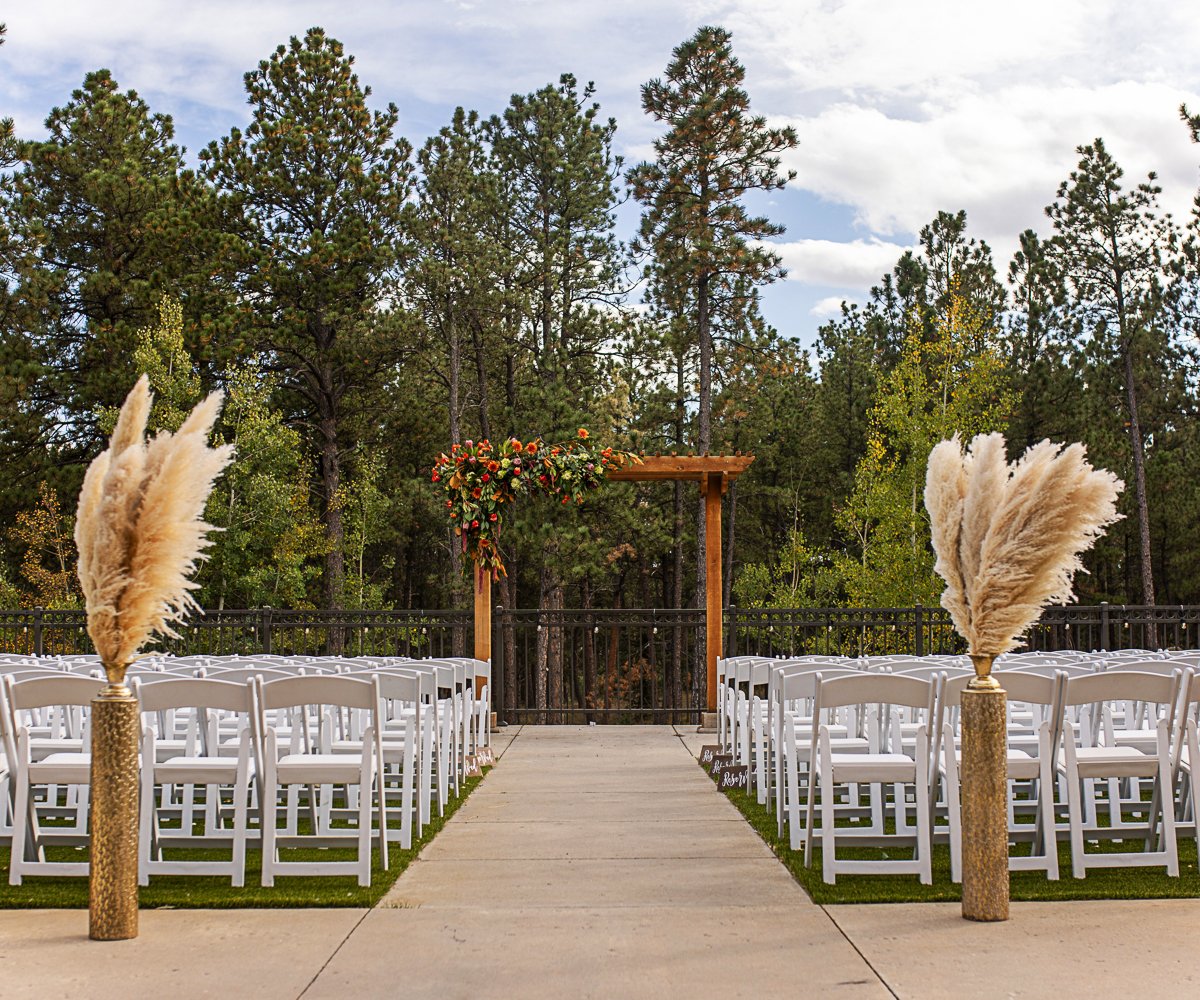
[432,430,640,580]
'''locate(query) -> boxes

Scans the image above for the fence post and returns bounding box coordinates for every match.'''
[1098,602,1109,652]
[33,606,44,657]
[914,603,925,657]
[261,606,273,655]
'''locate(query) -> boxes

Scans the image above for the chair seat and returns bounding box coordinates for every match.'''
[276,754,367,784]
[946,748,1044,781]
[29,738,85,759]
[824,752,916,782]
[155,756,250,784]
[28,753,92,782]
[1060,746,1160,778]
[1111,730,1159,753]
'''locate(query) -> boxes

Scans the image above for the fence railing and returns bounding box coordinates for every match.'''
[4,604,1198,724]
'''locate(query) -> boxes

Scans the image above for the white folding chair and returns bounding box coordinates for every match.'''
[1057,671,1180,878]
[938,671,1063,882]
[257,675,385,887]
[136,678,257,886]
[803,673,934,885]
[3,675,104,883]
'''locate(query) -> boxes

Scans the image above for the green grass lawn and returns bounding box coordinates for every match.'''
[0,773,483,909]
[708,762,1200,904]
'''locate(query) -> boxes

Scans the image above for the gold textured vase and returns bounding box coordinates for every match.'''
[961,652,1009,922]
[89,661,139,941]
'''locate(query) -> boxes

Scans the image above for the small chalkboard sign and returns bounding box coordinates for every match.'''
[718,765,749,791]
[464,754,483,778]
[709,753,734,777]
[699,745,722,767]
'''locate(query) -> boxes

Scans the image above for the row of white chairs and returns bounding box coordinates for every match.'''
[0,654,491,888]
[716,648,1200,884]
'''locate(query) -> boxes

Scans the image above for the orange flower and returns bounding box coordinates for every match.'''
[577,428,589,439]
[525,441,538,454]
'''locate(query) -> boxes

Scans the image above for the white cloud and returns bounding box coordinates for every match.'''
[809,295,849,319]
[4,0,1199,340]
[766,237,913,290]
[779,82,1200,258]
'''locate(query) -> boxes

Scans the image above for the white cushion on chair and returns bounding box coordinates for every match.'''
[824,752,916,783]
[28,753,92,782]
[1061,746,1158,779]
[276,753,365,784]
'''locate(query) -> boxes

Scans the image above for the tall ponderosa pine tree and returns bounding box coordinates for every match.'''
[2,70,218,458]
[1046,138,1180,605]
[0,24,14,168]
[201,28,414,610]
[411,107,508,622]
[487,74,625,716]
[629,25,796,702]
[629,25,797,458]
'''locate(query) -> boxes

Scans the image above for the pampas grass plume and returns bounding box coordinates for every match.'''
[75,376,234,666]
[925,433,1122,655]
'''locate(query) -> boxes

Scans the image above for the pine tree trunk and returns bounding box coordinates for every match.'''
[673,357,686,717]
[541,554,565,722]
[499,573,518,718]
[723,479,737,612]
[1123,347,1156,606]
[448,318,466,655]
[582,575,596,724]
[317,383,345,653]
[694,272,711,711]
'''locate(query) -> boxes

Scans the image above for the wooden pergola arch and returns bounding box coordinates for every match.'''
[473,453,755,713]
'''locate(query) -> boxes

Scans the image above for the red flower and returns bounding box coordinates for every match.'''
[431,471,440,482]
[471,519,479,528]
[445,501,453,509]
[512,466,521,476]
[561,496,569,504]
[489,513,498,522]
[482,473,490,482]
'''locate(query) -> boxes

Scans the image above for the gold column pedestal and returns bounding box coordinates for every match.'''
[961,652,1009,922]
[89,664,139,941]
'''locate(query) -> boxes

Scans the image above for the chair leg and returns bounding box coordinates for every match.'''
[358,771,373,888]
[821,769,837,885]
[232,770,249,889]
[1038,760,1059,881]
[787,745,803,852]
[261,771,277,888]
[916,760,932,886]
[1158,760,1180,877]
[139,769,155,886]
[1067,773,1086,879]
[9,773,29,886]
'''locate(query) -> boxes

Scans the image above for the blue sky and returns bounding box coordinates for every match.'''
[3,1,1199,348]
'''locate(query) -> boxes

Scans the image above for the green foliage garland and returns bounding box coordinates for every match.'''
[432,432,639,580]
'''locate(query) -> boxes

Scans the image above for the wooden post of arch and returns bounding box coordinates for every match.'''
[608,454,754,714]
[473,568,491,699]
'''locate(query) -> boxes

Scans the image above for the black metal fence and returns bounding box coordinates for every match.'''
[0,608,471,660]
[5,604,1199,724]
[496,608,703,725]
[725,604,1200,659]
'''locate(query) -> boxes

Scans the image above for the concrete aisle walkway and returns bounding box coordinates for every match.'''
[3,726,1200,999]
[314,724,887,999]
